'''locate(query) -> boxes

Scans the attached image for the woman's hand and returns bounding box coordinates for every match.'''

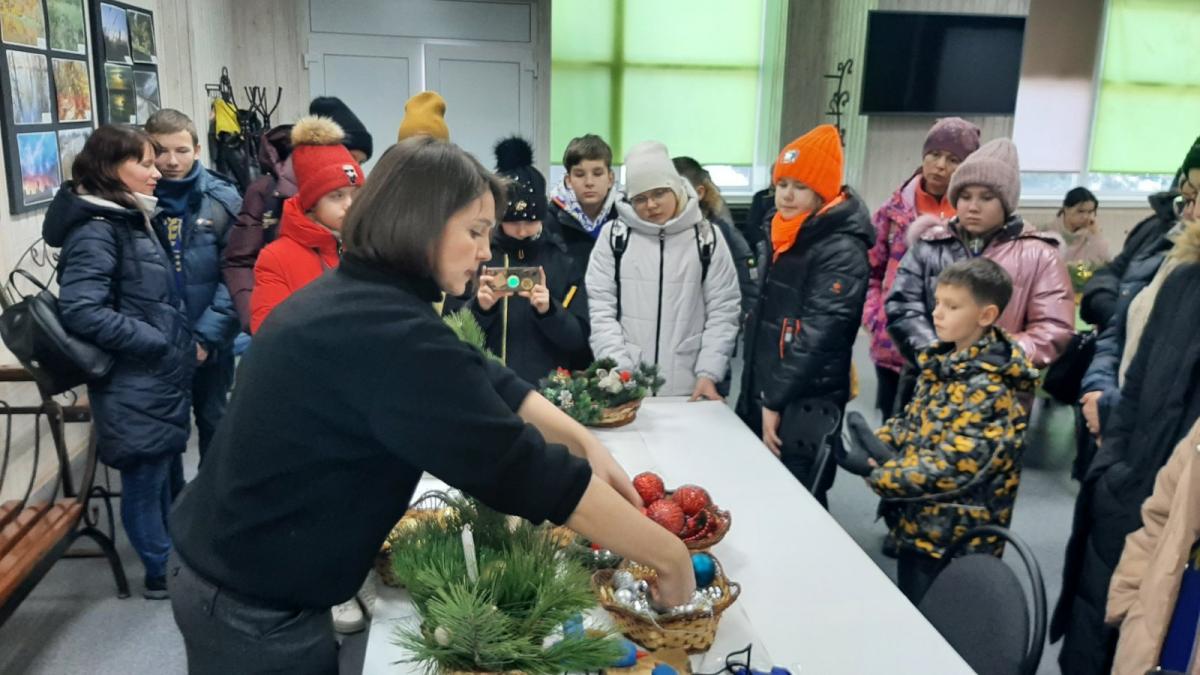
[565,476,695,607]
[762,407,783,457]
[581,437,642,506]
[689,377,722,402]
[477,274,502,311]
[1080,390,1103,436]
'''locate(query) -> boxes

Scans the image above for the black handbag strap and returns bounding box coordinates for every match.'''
[8,268,50,296]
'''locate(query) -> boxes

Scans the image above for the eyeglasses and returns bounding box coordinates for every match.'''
[630,187,674,208]
[1174,194,1196,217]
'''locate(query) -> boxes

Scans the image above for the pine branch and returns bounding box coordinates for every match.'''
[443,308,503,363]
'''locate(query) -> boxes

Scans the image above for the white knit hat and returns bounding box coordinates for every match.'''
[623,141,685,204]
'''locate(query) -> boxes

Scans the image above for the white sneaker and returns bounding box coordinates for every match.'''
[356,574,378,619]
[331,598,365,634]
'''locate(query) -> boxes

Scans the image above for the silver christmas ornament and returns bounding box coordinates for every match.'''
[614,588,635,606]
[612,570,636,590]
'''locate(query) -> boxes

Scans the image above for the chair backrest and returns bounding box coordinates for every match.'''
[780,398,841,493]
[919,525,1047,675]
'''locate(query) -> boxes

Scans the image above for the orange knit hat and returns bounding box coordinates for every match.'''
[772,124,844,203]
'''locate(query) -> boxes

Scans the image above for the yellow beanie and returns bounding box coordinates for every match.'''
[397,91,449,141]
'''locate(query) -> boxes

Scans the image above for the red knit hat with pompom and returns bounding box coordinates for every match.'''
[291,115,364,211]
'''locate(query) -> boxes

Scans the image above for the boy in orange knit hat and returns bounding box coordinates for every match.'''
[735,124,874,503]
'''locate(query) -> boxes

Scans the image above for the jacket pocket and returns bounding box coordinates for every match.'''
[778,318,801,359]
[675,332,703,356]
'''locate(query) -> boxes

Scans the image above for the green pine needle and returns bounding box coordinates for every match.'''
[443,308,503,363]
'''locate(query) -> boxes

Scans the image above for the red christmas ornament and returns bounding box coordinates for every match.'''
[632,472,665,505]
[619,370,632,383]
[672,485,711,516]
[647,500,686,535]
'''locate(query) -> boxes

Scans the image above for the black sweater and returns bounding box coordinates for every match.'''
[170,255,593,609]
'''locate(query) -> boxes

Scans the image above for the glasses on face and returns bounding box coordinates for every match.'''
[1176,195,1197,218]
[631,187,673,208]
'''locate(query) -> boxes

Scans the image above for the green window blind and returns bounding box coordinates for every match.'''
[1089,0,1200,173]
[551,0,764,165]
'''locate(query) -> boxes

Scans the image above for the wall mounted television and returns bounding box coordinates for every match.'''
[860,11,1026,115]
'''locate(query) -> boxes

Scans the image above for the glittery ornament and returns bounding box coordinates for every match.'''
[614,588,635,606]
[613,570,636,590]
[635,579,649,594]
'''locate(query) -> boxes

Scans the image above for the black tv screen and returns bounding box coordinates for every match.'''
[860,11,1026,115]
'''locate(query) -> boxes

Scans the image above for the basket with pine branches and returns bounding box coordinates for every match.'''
[389,494,622,674]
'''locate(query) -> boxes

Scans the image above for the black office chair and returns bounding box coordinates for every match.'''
[918,525,1047,675]
[779,398,841,502]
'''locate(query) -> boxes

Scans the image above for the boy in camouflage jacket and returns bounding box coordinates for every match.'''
[865,258,1040,603]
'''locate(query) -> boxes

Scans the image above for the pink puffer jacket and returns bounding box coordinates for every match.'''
[863,173,924,373]
[885,214,1075,369]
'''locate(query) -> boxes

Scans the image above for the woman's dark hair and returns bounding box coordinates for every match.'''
[672,156,726,221]
[341,136,506,277]
[1059,186,1098,216]
[72,124,158,208]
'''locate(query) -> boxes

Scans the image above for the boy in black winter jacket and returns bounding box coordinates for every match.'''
[736,124,873,501]
[546,134,620,282]
[470,138,591,384]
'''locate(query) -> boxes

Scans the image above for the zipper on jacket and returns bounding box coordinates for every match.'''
[653,230,666,374]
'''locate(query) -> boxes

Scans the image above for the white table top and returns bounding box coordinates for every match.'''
[363,398,973,674]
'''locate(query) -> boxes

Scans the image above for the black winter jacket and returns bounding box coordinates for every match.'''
[1052,225,1200,675]
[1080,191,1178,328]
[737,189,872,415]
[43,185,195,469]
[470,230,591,384]
[545,199,617,283]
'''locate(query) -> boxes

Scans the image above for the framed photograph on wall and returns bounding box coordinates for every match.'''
[0,0,95,214]
[90,0,158,125]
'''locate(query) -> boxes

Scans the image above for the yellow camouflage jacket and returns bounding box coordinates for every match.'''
[867,327,1040,558]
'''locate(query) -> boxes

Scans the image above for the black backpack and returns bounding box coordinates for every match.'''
[608,220,717,321]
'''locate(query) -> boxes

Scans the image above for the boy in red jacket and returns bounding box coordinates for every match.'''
[249,116,364,334]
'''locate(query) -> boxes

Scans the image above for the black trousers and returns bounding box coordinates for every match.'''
[169,551,338,675]
[192,350,235,462]
[897,551,942,605]
[874,366,900,421]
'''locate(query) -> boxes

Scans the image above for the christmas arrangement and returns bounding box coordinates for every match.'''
[593,552,741,654]
[539,358,665,427]
[632,473,731,550]
[387,492,624,674]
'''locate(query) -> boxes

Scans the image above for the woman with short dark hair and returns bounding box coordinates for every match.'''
[43,124,195,600]
[167,137,696,674]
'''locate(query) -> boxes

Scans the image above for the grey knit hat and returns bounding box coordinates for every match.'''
[949,138,1021,215]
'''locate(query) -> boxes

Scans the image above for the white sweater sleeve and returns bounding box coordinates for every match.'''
[694,227,741,382]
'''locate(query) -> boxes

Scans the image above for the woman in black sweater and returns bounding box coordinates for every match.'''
[168,137,695,674]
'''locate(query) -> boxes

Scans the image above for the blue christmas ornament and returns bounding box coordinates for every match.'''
[691,552,717,587]
[651,664,678,675]
[612,638,638,668]
[562,613,584,639]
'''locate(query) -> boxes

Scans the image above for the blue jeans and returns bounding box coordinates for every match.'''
[120,455,175,579]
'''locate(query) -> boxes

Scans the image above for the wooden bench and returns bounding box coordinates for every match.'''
[0,364,130,626]
[0,238,130,626]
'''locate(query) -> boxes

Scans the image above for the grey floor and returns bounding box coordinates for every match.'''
[0,340,1076,674]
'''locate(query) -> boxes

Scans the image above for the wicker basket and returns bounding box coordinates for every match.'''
[592,559,741,654]
[591,399,642,428]
[375,491,458,587]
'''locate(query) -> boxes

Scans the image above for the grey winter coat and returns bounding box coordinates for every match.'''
[585,184,741,396]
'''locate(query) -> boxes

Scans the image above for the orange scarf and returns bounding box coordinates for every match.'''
[771,193,847,261]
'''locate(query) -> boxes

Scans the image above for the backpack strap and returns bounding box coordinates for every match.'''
[608,221,630,321]
[694,220,717,283]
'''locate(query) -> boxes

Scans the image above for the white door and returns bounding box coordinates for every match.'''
[310,48,415,173]
[423,44,536,168]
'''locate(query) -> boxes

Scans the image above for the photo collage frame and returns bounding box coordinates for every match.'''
[0,0,94,213]
[89,0,158,127]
